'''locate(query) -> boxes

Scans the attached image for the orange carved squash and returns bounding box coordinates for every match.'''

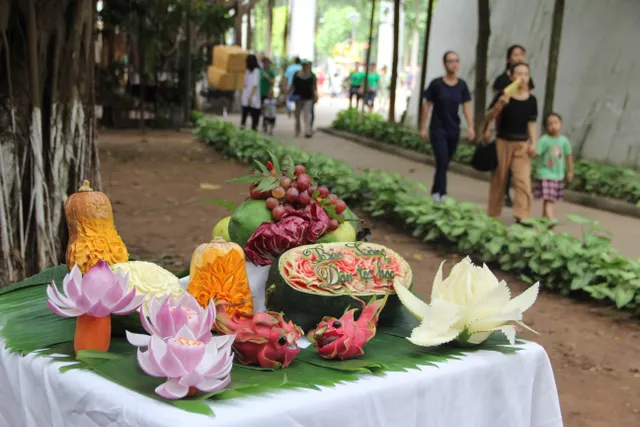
[187,237,254,318]
[65,180,129,274]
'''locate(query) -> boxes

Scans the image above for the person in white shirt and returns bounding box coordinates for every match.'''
[240,55,262,130]
[262,89,277,135]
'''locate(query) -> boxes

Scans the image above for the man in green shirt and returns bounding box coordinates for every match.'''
[260,58,276,132]
[260,58,276,102]
[348,62,364,109]
[364,63,380,112]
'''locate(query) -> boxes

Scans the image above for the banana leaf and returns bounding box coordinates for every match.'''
[0,265,68,296]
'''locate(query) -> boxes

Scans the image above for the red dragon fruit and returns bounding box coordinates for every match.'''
[214,309,304,369]
[310,294,389,360]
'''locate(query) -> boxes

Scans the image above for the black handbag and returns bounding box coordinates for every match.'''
[471,140,498,172]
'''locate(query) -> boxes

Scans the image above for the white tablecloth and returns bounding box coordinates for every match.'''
[0,338,563,427]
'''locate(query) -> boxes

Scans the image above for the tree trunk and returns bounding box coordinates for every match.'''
[543,0,565,119]
[282,1,290,58]
[246,5,253,51]
[388,0,401,122]
[234,0,243,46]
[474,0,491,138]
[184,0,193,123]
[417,0,434,127]
[410,0,420,74]
[0,0,98,283]
[265,0,274,57]
[361,0,376,114]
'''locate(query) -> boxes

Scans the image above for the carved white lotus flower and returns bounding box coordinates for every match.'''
[394,256,539,347]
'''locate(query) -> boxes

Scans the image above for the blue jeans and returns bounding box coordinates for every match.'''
[430,133,459,196]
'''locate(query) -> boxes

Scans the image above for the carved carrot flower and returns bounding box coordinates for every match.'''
[46,261,144,354]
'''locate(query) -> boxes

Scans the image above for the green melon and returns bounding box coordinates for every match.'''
[342,206,360,232]
[316,222,356,243]
[228,200,273,248]
[265,242,413,331]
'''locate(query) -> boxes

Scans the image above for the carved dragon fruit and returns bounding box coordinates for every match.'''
[310,294,388,360]
[214,309,304,369]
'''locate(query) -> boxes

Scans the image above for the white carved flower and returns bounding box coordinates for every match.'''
[394,257,538,347]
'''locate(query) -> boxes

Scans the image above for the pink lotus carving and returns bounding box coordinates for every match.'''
[136,326,235,399]
[126,294,215,347]
[46,261,144,318]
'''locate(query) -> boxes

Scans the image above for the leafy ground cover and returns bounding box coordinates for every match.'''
[332,109,640,206]
[195,117,640,313]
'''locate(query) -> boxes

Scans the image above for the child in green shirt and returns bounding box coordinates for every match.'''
[533,112,574,220]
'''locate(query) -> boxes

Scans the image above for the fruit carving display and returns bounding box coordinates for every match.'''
[65,180,129,273]
[266,242,413,331]
[187,238,254,319]
[310,294,388,360]
[215,309,304,369]
[225,155,360,266]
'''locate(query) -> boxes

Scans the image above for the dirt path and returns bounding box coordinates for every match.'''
[99,130,640,427]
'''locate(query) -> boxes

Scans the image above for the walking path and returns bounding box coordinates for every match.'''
[222,100,640,259]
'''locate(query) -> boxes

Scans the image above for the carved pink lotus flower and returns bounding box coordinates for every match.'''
[126,293,215,347]
[137,326,235,399]
[46,261,144,318]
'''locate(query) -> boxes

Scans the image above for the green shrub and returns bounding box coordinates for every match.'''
[195,117,640,314]
[333,109,640,206]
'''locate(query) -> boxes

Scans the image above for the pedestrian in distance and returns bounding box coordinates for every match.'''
[240,54,262,131]
[488,44,536,208]
[348,62,364,110]
[284,57,303,118]
[419,51,475,202]
[533,112,574,222]
[285,59,317,139]
[485,62,538,223]
[363,63,380,113]
[262,89,278,136]
[260,57,276,132]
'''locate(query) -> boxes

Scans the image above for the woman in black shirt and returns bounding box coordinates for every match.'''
[485,62,538,222]
[286,60,317,138]
[488,45,535,208]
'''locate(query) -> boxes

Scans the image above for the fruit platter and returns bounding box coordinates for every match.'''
[0,155,540,418]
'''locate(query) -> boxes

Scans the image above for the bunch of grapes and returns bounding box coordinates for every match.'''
[249,164,346,231]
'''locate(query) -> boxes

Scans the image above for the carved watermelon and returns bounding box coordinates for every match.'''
[265,242,413,331]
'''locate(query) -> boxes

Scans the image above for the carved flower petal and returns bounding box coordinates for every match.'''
[195,375,231,393]
[81,261,114,303]
[126,331,151,348]
[505,283,539,314]
[155,378,189,400]
[46,283,73,310]
[46,300,83,318]
[393,281,430,321]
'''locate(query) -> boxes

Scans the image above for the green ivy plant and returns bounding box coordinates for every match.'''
[194,117,640,313]
[333,109,640,206]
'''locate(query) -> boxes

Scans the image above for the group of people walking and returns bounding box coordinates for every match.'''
[347,63,389,113]
[240,55,318,139]
[419,45,574,222]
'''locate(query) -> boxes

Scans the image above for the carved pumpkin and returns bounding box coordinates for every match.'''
[65,180,129,273]
[187,237,254,318]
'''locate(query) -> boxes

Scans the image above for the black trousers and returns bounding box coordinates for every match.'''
[430,133,459,196]
[241,106,261,131]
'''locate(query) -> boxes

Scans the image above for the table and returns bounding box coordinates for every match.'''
[0,338,563,427]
